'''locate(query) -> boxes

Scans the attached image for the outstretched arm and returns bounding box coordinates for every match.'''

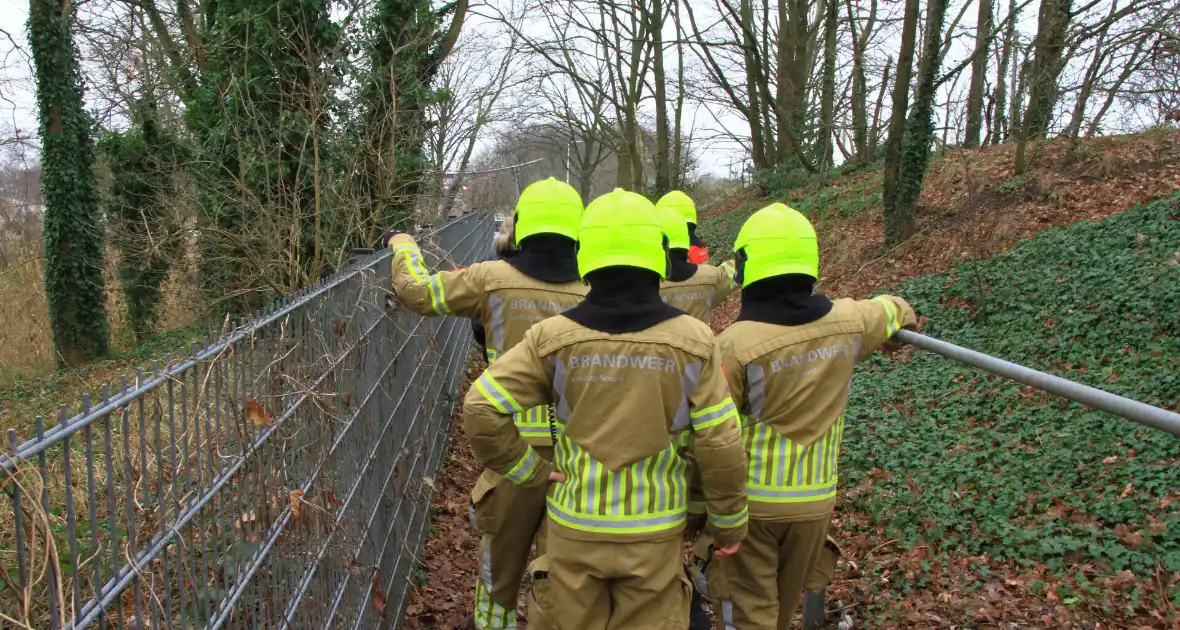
[388,233,486,319]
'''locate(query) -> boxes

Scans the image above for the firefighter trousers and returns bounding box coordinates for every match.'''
[540,526,692,630]
[469,447,553,630]
[715,516,830,630]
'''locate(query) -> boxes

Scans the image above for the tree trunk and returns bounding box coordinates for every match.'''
[992,0,1016,143]
[890,0,949,245]
[1086,33,1149,137]
[741,0,770,170]
[870,56,893,156]
[1011,48,1028,138]
[849,25,869,160]
[1065,0,1118,141]
[819,0,838,171]
[671,0,686,188]
[881,0,921,246]
[651,0,670,196]
[30,0,110,365]
[775,0,809,168]
[1015,0,1072,174]
[964,0,993,147]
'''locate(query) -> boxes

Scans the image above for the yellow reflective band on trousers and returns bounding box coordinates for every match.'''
[474,537,516,630]
[548,434,688,534]
[743,414,843,503]
[872,295,903,335]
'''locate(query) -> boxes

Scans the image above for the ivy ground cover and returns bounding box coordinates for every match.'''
[838,192,1180,624]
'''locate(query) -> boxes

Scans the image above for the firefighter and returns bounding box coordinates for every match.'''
[461,188,749,630]
[697,203,917,629]
[657,190,710,264]
[472,215,518,362]
[385,177,587,630]
[656,199,738,324]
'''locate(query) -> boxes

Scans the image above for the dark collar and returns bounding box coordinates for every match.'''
[668,249,698,282]
[736,274,834,326]
[504,234,580,283]
[563,267,684,333]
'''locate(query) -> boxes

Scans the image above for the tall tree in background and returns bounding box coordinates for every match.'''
[776,0,814,171]
[650,0,672,197]
[881,0,921,246]
[187,0,342,310]
[965,0,995,147]
[99,94,177,342]
[1014,0,1072,174]
[28,0,110,365]
[819,0,839,170]
[360,0,467,238]
[992,0,1018,144]
[889,0,950,244]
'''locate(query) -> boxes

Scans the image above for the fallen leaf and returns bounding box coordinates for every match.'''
[1102,455,1118,465]
[1120,482,1134,499]
[372,570,386,615]
[290,490,304,520]
[325,489,343,509]
[423,476,436,490]
[246,398,271,427]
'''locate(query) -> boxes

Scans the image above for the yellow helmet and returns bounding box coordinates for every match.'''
[514,177,585,245]
[577,189,667,279]
[733,203,818,285]
[656,190,697,225]
[657,203,690,250]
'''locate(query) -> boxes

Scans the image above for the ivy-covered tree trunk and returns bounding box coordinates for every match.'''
[360,0,466,242]
[99,97,175,343]
[881,0,921,247]
[28,0,110,366]
[890,0,950,243]
[189,0,341,310]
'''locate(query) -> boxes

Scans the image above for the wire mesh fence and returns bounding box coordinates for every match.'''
[0,212,493,629]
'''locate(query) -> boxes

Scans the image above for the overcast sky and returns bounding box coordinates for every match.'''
[0,0,1147,181]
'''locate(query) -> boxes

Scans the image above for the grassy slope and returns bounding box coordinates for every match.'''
[841,193,1179,625]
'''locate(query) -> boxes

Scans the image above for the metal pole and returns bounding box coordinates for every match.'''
[894,330,1180,437]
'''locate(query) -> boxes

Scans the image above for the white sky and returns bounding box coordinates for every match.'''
[0,0,1153,179]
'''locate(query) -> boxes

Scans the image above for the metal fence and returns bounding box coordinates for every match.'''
[1,212,493,629]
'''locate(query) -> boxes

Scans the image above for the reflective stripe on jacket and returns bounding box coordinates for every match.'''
[389,233,587,446]
[659,262,738,323]
[462,314,749,544]
[711,295,917,522]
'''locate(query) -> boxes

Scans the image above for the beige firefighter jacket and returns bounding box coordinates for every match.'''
[660,262,738,323]
[389,233,587,445]
[462,313,749,545]
[693,295,917,523]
